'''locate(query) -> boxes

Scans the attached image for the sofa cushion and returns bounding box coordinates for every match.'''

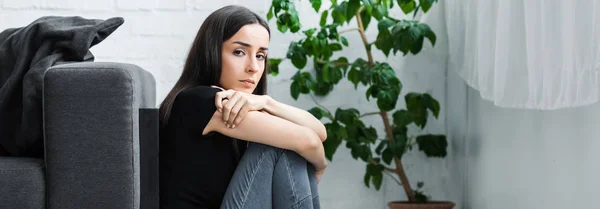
[0,157,45,209]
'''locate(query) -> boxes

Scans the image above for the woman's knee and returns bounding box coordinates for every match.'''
[242,143,309,170]
[240,142,284,162]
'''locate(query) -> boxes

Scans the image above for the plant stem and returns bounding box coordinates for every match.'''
[339,28,359,34]
[370,159,396,173]
[384,170,403,186]
[309,93,333,118]
[316,60,350,68]
[355,6,374,66]
[356,4,416,202]
[360,111,381,118]
[380,112,416,202]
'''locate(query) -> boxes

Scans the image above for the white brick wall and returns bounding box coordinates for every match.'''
[0,0,457,208]
[3,0,40,9]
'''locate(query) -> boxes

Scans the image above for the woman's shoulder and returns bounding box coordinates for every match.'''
[177,85,222,102]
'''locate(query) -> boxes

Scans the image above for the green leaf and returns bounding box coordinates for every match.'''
[360,9,372,30]
[361,0,374,12]
[267,58,282,76]
[286,41,308,69]
[340,36,349,46]
[322,62,330,82]
[346,0,361,22]
[422,93,440,118]
[375,30,392,57]
[335,56,350,73]
[345,124,359,141]
[408,24,422,42]
[332,2,347,24]
[372,3,387,20]
[405,93,428,128]
[276,12,295,33]
[330,0,338,7]
[392,109,412,127]
[381,147,393,164]
[308,107,330,120]
[267,5,274,20]
[416,134,448,157]
[375,140,387,154]
[391,133,408,159]
[329,43,343,51]
[300,72,315,93]
[377,19,395,32]
[277,22,289,33]
[328,121,348,141]
[418,23,437,46]
[313,80,334,96]
[363,126,378,142]
[414,190,430,203]
[410,36,424,54]
[291,56,307,69]
[391,21,410,35]
[289,9,302,33]
[420,0,436,13]
[335,108,360,125]
[303,28,317,37]
[310,0,322,12]
[398,0,416,14]
[348,69,360,89]
[371,166,383,190]
[376,90,396,111]
[396,31,412,55]
[329,66,343,84]
[323,122,344,160]
[358,144,371,161]
[366,163,383,189]
[417,181,424,188]
[319,10,328,27]
[323,133,342,160]
[290,80,300,100]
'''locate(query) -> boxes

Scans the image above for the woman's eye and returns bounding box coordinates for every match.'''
[256,54,266,60]
[233,50,245,56]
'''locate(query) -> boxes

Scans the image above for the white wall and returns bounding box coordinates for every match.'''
[447,40,600,209]
[467,90,600,209]
[1,0,456,208]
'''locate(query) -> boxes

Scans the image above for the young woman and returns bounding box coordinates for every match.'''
[158,5,328,209]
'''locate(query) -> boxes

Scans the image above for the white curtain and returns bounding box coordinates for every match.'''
[445,0,600,109]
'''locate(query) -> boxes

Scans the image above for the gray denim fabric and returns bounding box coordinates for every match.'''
[220,143,320,209]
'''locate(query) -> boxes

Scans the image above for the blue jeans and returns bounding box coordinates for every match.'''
[220,143,320,209]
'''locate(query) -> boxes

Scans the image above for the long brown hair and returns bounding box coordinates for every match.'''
[159,5,270,127]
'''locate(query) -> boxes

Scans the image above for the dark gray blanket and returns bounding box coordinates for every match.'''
[0,16,124,157]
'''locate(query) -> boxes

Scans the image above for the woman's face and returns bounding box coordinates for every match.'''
[220,23,269,94]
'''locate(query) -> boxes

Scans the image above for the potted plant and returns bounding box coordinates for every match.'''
[266,0,453,208]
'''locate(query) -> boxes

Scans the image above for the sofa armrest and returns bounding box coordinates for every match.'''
[43,62,155,209]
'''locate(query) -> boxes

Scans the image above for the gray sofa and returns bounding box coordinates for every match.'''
[0,62,159,209]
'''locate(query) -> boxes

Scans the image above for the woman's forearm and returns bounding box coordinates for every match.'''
[295,128,328,170]
[263,96,327,141]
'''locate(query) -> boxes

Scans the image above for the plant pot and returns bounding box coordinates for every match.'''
[388,201,455,209]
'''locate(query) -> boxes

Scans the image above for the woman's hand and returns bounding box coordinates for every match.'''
[212,86,270,128]
[315,166,326,184]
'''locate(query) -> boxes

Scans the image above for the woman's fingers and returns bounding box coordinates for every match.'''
[213,89,255,128]
[215,89,234,112]
[222,91,241,124]
[215,92,225,112]
[232,101,252,127]
[227,99,247,127]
